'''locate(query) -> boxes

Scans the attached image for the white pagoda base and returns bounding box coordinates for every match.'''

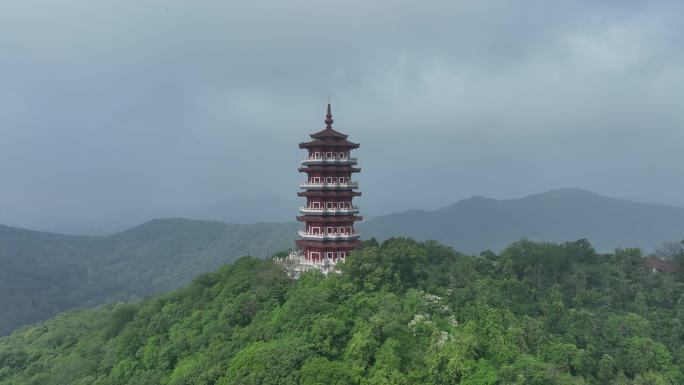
[274,250,341,279]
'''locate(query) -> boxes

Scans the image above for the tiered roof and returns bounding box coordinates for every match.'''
[297,215,363,223]
[298,190,362,198]
[298,166,361,173]
[299,104,360,149]
[295,239,362,249]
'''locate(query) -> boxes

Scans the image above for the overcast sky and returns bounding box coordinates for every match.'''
[1,0,683,233]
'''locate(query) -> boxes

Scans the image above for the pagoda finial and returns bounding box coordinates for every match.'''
[325,103,333,129]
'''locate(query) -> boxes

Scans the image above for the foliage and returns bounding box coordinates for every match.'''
[1,237,683,384]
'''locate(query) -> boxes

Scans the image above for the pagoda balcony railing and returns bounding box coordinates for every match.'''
[299,206,360,215]
[301,156,357,165]
[298,230,361,240]
[300,181,359,189]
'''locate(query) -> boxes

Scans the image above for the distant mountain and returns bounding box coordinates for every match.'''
[360,188,684,254]
[2,194,300,236]
[0,219,298,335]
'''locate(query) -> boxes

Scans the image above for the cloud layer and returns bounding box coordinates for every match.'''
[1,0,683,233]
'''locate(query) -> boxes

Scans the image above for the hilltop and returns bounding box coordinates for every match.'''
[1,238,683,384]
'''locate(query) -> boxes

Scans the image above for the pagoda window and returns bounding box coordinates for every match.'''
[326,202,333,208]
[338,152,345,158]
[326,252,334,259]
[326,177,332,183]
[311,251,320,260]
[326,152,333,158]
[313,177,320,183]
[311,227,320,234]
[327,227,333,234]
[312,202,320,209]
[314,152,320,159]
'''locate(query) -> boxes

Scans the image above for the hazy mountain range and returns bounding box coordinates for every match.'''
[2,188,684,335]
[361,188,684,253]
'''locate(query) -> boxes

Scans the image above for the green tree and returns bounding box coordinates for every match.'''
[219,339,312,385]
[300,357,356,385]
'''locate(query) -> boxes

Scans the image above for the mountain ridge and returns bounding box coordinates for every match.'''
[360,188,684,254]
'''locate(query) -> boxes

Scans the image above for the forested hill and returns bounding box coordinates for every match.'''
[1,238,683,384]
[4,188,684,336]
[361,188,684,254]
[0,219,298,336]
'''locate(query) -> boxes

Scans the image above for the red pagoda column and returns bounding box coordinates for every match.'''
[296,104,362,265]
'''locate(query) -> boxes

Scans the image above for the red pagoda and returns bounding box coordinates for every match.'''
[294,104,361,266]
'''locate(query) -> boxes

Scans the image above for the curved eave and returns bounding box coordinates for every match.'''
[299,140,360,149]
[295,239,362,249]
[297,215,363,223]
[298,167,361,173]
[309,127,348,140]
[298,191,362,197]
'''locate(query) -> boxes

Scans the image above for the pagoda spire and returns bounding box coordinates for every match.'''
[325,103,333,129]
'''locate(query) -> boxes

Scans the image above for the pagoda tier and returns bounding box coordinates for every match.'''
[296,240,362,248]
[298,190,361,198]
[297,215,363,223]
[298,166,361,173]
[294,104,362,264]
[299,139,360,149]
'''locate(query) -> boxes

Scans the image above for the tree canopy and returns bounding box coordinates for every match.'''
[1,237,683,384]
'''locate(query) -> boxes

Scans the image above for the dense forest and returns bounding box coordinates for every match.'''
[1,237,683,384]
[0,219,297,335]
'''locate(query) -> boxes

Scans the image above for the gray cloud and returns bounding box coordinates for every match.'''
[1,0,683,233]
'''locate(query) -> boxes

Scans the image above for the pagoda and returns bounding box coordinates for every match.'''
[290,104,362,271]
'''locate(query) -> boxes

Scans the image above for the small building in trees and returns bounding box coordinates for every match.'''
[645,256,678,274]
